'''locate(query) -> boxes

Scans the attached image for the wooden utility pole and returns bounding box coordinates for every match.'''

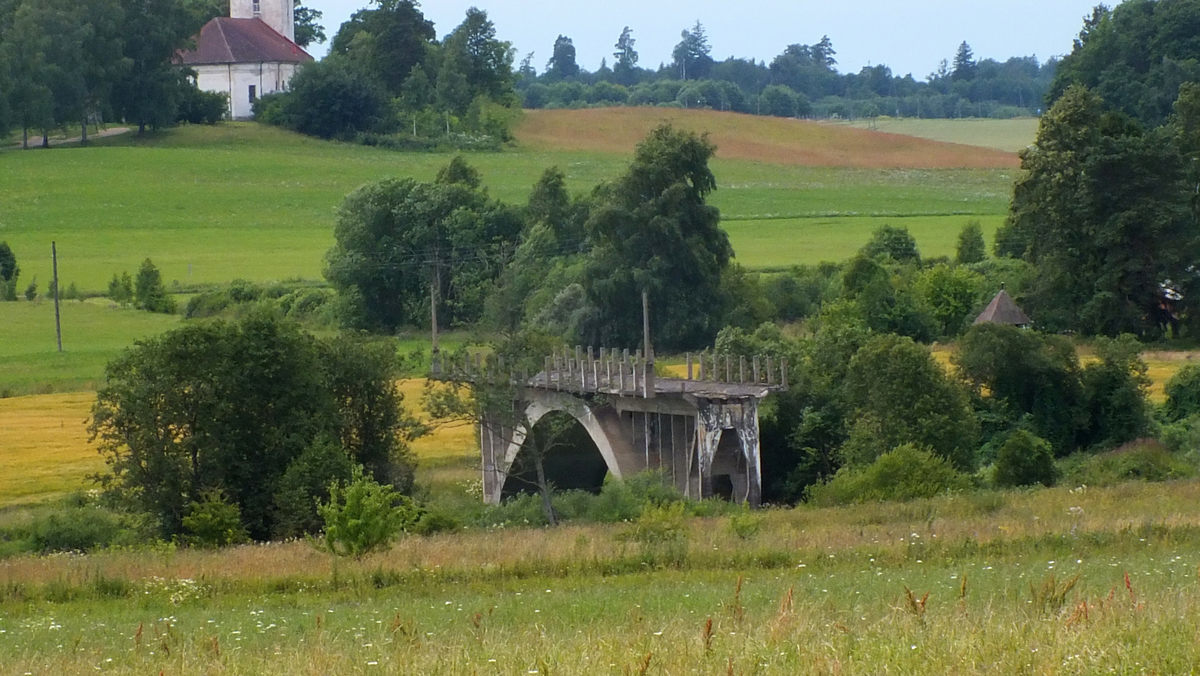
[51,241,62,352]
[430,265,440,375]
[642,289,654,398]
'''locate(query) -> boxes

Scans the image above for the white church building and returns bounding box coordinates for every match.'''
[178,0,312,120]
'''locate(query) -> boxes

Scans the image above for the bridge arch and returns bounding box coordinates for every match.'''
[498,392,631,496]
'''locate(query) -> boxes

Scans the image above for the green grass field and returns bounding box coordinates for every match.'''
[1,480,1198,672]
[0,299,180,395]
[842,117,1041,153]
[0,119,1016,293]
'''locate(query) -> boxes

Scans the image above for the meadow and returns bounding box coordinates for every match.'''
[2,480,1198,672]
[5,112,1200,673]
[0,111,1015,293]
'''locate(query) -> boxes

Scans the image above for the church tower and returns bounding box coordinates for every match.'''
[230,0,294,42]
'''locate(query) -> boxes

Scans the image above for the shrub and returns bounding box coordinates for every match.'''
[617,502,689,568]
[727,508,765,539]
[272,438,356,538]
[134,258,175,313]
[993,429,1058,487]
[24,277,37,301]
[107,272,133,304]
[28,505,141,553]
[1163,364,1200,422]
[316,466,419,559]
[177,86,228,124]
[807,444,972,506]
[584,471,682,522]
[180,490,249,547]
[1059,440,1197,487]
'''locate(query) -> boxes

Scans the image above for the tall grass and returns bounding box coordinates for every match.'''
[1,480,1199,672]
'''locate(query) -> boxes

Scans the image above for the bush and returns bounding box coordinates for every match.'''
[180,490,249,547]
[1059,440,1197,487]
[177,86,228,124]
[1163,364,1200,422]
[993,430,1058,487]
[807,444,972,506]
[316,466,419,559]
[134,258,175,313]
[272,438,355,538]
[617,502,689,568]
[28,505,142,553]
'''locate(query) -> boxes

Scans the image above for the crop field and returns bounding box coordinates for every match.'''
[2,480,1199,672]
[840,117,1041,153]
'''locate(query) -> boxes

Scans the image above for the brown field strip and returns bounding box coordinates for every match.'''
[514,108,1019,169]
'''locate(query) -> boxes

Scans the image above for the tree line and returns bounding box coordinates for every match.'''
[518,22,1057,119]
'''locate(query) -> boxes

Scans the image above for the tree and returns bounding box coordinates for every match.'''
[954,323,1085,454]
[1050,0,1200,126]
[316,465,418,559]
[329,0,433,96]
[860,224,920,263]
[612,26,638,85]
[325,160,523,332]
[112,0,204,134]
[759,84,799,117]
[1078,334,1151,449]
[579,123,732,350]
[993,430,1057,487]
[997,85,1197,336]
[0,241,17,301]
[2,0,56,147]
[134,258,175,313]
[841,334,979,471]
[672,21,713,80]
[107,271,133,305]
[1164,363,1200,422]
[293,4,325,48]
[89,314,422,539]
[952,41,976,81]
[916,263,984,337]
[955,220,986,264]
[545,35,579,80]
[272,58,387,139]
[438,7,515,113]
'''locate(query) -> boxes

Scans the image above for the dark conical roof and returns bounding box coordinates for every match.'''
[973,289,1032,326]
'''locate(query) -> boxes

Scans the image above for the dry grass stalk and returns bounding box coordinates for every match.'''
[903,585,929,619]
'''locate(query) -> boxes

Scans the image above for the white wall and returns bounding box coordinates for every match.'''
[194,62,300,120]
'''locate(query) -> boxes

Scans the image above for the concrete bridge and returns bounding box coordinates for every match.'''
[442,348,786,507]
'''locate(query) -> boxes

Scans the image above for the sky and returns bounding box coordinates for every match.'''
[305,1,1107,80]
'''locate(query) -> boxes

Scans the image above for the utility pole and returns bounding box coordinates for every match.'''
[642,289,654,398]
[51,241,62,352]
[430,262,440,376]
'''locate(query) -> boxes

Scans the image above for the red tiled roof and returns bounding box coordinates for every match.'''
[177,17,312,65]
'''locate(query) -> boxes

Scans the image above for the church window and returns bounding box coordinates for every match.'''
[249,85,257,103]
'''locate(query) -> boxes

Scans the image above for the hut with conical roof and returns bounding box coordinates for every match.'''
[973,289,1032,328]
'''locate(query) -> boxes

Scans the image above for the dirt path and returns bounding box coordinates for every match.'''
[10,125,131,149]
